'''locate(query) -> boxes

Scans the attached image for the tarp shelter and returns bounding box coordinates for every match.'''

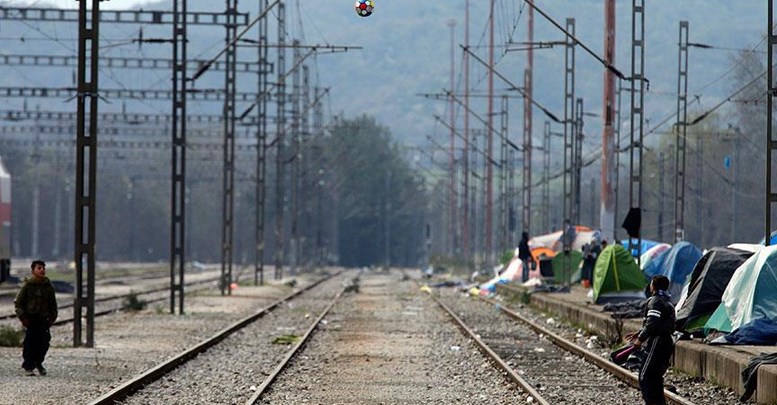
[530,247,555,279]
[704,245,777,335]
[642,241,703,303]
[640,243,671,271]
[675,246,754,333]
[552,250,584,284]
[593,244,647,304]
[478,257,524,294]
[528,226,594,252]
[620,238,662,257]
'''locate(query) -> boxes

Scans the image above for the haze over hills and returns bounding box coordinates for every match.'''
[0,0,766,152]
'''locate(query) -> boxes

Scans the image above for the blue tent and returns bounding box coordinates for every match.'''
[642,241,703,304]
[619,238,662,257]
[758,230,777,246]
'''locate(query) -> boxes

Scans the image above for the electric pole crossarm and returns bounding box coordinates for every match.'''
[461,45,561,123]
[0,86,260,102]
[441,89,522,152]
[432,115,499,167]
[0,54,265,73]
[0,7,249,26]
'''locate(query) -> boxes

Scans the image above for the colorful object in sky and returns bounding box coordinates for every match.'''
[355,0,374,17]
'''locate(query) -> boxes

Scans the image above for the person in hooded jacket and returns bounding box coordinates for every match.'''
[627,275,675,405]
[14,260,58,376]
[517,231,531,282]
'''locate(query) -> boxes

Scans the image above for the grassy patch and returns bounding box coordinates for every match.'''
[122,292,148,311]
[0,325,23,347]
[271,334,300,345]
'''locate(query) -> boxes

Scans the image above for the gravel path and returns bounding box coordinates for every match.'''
[258,270,529,405]
[118,271,351,405]
[0,272,321,405]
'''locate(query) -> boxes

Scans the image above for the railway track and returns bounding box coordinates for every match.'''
[88,271,346,405]
[0,271,222,325]
[429,287,696,405]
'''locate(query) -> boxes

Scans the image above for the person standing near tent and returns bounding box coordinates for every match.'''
[627,275,675,405]
[518,231,531,282]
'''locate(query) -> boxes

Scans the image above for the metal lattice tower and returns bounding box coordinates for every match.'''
[170,0,187,314]
[542,121,551,233]
[274,1,287,280]
[769,2,776,246]
[74,0,100,348]
[674,21,689,243]
[255,0,271,285]
[574,98,584,226]
[629,0,645,259]
[499,95,509,251]
[562,17,576,288]
[220,0,238,295]
[523,68,532,236]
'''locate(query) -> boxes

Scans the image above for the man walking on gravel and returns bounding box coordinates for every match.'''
[627,275,675,405]
[14,260,58,376]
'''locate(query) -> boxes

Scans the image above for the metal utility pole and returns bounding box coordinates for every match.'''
[255,0,271,285]
[674,21,689,243]
[220,0,238,295]
[574,97,584,226]
[462,0,470,261]
[32,105,41,259]
[769,1,776,246]
[499,96,509,252]
[601,0,616,239]
[300,65,310,270]
[448,19,457,257]
[486,0,495,265]
[658,152,665,241]
[384,171,392,269]
[170,0,187,313]
[289,40,301,276]
[274,1,287,280]
[523,0,534,236]
[74,0,100,348]
[628,0,645,260]
[543,121,551,233]
[562,17,576,288]
[613,79,623,243]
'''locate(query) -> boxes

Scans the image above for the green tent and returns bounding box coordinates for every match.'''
[593,244,647,304]
[551,250,584,284]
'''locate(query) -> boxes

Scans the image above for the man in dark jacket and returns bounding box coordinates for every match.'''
[518,231,531,282]
[14,260,58,376]
[627,275,675,405]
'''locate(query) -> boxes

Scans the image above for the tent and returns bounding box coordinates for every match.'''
[642,241,702,303]
[478,257,525,294]
[551,250,584,284]
[674,246,754,333]
[529,247,555,279]
[593,244,647,304]
[639,243,671,271]
[758,230,777,246]
[528,226,594,252]
[620,238,662,257]
[704,245,777,335]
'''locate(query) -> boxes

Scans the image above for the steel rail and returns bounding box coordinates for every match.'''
[424,290,551,405]
[479,296,696,405]
[0,275,221,322]
[245,288,344,404]
[88,273,338,405]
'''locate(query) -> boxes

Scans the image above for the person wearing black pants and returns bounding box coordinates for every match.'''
[627,275,675,405]
[14,260,58,376]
